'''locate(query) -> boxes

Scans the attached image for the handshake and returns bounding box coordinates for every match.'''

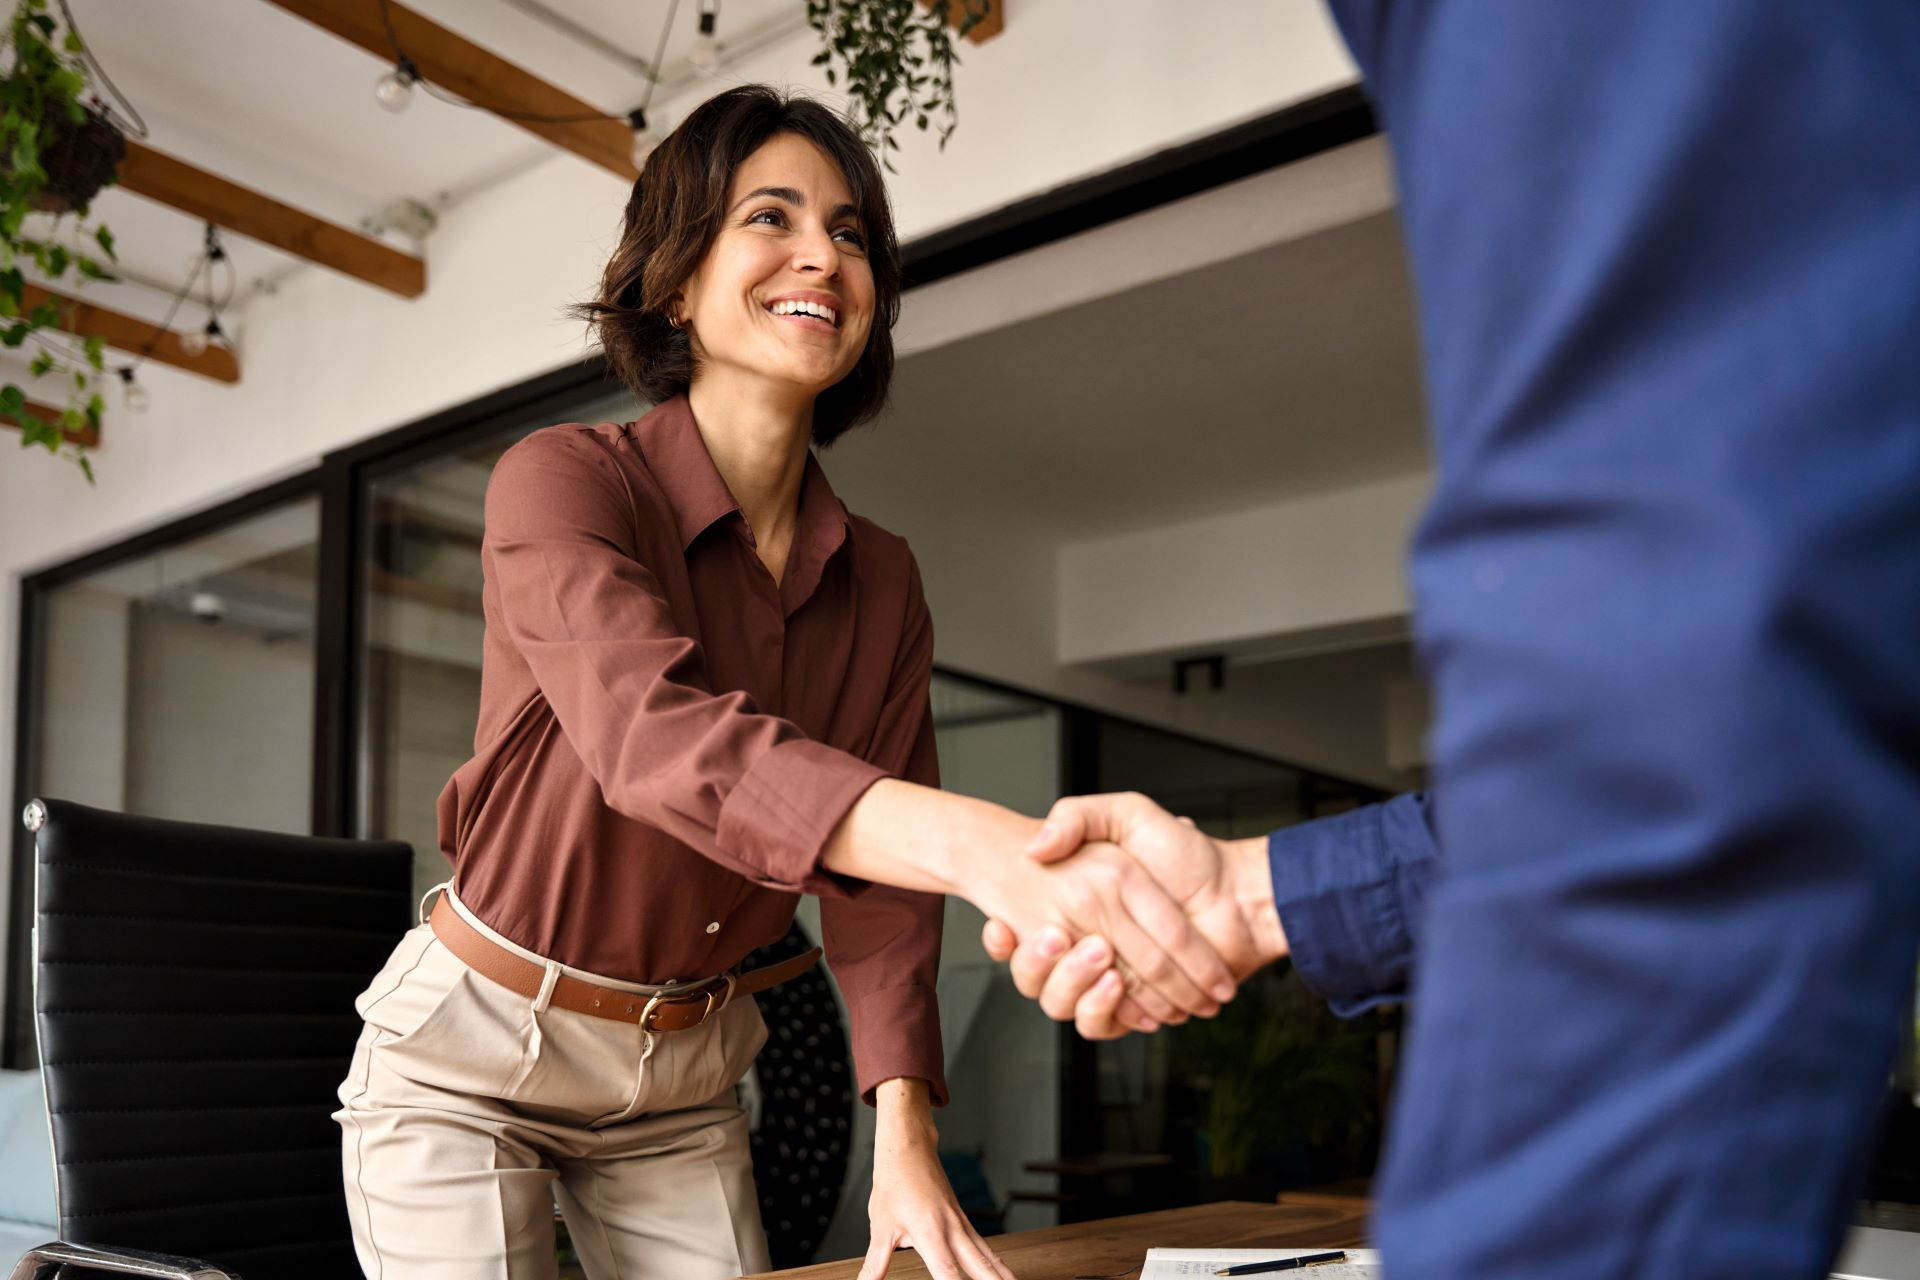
[962,793,1290,1036]
[827,781,1290,1036]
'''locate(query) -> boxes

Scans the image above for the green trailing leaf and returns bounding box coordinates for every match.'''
[805,0,988,156]
[0,0,122,473]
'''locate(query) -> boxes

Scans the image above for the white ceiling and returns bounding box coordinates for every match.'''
[48,0,811,330]
[828,209,1430,545]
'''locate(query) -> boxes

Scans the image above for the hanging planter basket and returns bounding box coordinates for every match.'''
[32,101,124,213]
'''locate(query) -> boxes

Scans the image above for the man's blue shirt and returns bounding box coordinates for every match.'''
[1268,4,1920,1278]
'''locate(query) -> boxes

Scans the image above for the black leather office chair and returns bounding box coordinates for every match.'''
[9,797,413,1280]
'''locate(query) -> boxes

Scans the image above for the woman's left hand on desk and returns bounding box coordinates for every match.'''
[862,1080,1016,1280]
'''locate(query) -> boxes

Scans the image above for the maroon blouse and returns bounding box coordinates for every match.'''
[435,394,946,1103]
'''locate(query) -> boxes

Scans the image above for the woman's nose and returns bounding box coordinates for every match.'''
[791,227,839,275]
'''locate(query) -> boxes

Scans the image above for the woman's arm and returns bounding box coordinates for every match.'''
[861,1079,1013,1280]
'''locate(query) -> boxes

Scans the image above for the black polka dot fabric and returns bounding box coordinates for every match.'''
[742,924,854,1268]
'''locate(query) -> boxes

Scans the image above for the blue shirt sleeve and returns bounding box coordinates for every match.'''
[1266,791,1437,1017]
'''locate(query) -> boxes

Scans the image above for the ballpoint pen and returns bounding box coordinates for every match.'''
[1215,1250,1348,1276]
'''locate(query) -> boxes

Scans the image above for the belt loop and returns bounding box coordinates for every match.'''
[418,880,452,927]
[532,960,561,1014]
[527,960,562,1061]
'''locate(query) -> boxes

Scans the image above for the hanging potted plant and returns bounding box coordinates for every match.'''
[1,0,124,477]
[805,0,993,167]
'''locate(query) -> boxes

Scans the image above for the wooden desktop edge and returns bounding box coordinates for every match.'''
[735,1199,1372,1280]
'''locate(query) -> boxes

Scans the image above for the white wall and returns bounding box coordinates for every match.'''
[1059,473,1426,672]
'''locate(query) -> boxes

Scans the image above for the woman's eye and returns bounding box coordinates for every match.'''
[747,208,787,227]
[833,228,868,249]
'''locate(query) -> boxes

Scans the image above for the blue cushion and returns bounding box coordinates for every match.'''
[0,1070,56,1227]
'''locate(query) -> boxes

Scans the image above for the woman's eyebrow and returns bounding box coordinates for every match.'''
[731,185,805,212]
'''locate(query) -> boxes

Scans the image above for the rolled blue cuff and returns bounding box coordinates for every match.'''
[1268,792,1439,1017]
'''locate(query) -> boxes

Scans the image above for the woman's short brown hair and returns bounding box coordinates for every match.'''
[572,86,901,448]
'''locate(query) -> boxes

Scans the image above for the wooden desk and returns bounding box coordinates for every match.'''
[738,1200,1370,1280]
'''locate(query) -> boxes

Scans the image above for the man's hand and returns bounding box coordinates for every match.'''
[982,792,1290,1038]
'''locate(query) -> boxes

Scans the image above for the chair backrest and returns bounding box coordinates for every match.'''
[26,797,413,1279]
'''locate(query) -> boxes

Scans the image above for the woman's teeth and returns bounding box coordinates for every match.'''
[769,299,838,327]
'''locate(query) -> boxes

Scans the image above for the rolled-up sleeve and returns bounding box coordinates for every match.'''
[1268,791,1439,1016]
[484,427,886,894]
[820,556,948,1106]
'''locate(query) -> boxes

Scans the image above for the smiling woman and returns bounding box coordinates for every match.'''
[330,84,1177,1280]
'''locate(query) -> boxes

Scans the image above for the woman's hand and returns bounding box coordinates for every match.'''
[861,1079,1015,1280]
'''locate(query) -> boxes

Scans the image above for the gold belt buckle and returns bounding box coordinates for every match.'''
[638,985,721,1033]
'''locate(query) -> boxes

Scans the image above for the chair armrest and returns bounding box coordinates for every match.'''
[8,1239,239,1279]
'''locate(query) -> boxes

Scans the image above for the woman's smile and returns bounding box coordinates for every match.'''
[764,290,843,335]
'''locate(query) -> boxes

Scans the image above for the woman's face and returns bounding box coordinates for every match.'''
[677,133,877,400]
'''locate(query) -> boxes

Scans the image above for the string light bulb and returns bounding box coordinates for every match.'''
[376,56,420,112]
[628,108,663,169]
[179,318,223,358]
[118,366,149,414]
[690,1,722,75]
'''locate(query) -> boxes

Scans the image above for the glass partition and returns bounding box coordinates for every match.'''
[10,494,322,1061]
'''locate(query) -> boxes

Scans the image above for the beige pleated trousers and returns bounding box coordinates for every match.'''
[334,899,773,1280]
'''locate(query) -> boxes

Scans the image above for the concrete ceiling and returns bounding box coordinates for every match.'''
[826,209,1430,545]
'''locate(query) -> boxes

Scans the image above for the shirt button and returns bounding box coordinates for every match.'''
[705,921,721,934]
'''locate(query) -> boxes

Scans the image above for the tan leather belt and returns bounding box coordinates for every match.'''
[428,895,820,1033]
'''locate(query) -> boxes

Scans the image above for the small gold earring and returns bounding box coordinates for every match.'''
[667,313,685,331]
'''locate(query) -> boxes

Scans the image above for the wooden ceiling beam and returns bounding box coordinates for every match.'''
[117,141,426,298]
[261,0,637,181]
[23,283,241,383]
[1,396,98,448]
